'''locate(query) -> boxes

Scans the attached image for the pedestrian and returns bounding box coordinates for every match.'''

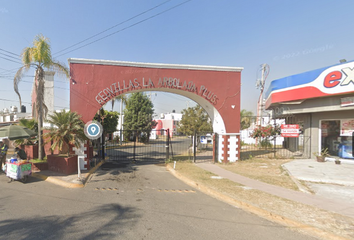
[0,138,9,169]
[15,147,27,160]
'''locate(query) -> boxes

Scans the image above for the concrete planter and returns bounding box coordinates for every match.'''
[47,155,78,175]
[316,156,325,162]
[32,162,48,171]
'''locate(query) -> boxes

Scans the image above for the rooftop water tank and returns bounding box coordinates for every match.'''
[3,108,8,114]
[21,105,26,113]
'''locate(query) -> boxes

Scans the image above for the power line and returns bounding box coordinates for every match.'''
[0,48,19,56]
[55,0,192,58]
[0,52,20,61]
[0,56,22,65]
[53,0,173,56]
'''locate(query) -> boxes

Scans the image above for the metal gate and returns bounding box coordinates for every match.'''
[103,130,215,163]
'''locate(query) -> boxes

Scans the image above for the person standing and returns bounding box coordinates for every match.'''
[0,138,9,169]
[15,147,27,160]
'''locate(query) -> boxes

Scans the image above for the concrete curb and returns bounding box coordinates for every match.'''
[82,160,105,185]
[166,164,349,240]
[31,160,105,188]
[281,164,312,194]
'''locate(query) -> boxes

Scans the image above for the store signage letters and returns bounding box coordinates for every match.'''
[95,77,218,105]
[323,67,354,88]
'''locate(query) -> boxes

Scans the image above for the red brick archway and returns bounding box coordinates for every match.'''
[69,58,243,162]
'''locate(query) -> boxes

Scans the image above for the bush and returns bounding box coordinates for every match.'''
[260,139,272,148]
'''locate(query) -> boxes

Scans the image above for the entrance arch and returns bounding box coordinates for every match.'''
[69,58,243,162]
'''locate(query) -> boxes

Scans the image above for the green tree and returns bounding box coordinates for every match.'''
[14,118,38,146]
[123,92,156,142]
[13,34,69,160]
[94,109,119,134]
[177,105,213,136]
[240,109,254,130]
[44,110,87,155]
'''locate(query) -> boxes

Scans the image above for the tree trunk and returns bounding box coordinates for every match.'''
[37,69,45,160]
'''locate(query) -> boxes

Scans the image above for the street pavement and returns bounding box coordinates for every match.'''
[26,158,354,217]
[10,157,354,238]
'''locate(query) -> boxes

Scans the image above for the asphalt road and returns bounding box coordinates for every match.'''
[0,163,319,240]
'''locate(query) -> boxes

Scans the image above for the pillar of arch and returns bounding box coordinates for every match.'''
[69,58,243,162]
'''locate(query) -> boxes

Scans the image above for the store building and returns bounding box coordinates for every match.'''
[265,60,354,160]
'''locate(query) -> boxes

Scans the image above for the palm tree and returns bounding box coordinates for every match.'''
[110,94,127,144]
[44,110,87,155]
[13,34,69,160]
[240,109,254,130]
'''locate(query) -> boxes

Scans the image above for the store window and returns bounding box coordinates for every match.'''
[321,120,353,159]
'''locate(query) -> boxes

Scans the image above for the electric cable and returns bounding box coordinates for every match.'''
[53,0,173,56]
[55,0,192,58]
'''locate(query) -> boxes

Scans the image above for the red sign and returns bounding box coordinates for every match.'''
[281,124,299,137]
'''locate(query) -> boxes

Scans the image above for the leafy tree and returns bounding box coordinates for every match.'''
[240,109,254,130]
[14,118,38,146]
[177,105,213,136]
[13,34,69,159]
[123,92,156,142]
[94,109,119,134]
[44,110,87,155]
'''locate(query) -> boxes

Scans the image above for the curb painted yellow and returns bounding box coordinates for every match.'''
[166,164,350,240]
[32,172,84,188]
[82,160,105,185]
[32,160,105,189]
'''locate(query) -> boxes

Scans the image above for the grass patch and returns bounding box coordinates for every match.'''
[218,158,299,190]
[169,161,354,239]
[29,157,47,163]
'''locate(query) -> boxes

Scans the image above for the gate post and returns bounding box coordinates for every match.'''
[352,132,354,156]
[166,129,170,161]
[213,133,218,163]
[273,118,276,158]
[133,131,136,162]
[193,130,197,163]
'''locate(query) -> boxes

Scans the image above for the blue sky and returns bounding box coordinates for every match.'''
[1,0,354,116]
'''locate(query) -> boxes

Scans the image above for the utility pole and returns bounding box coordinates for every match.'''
[119,100,123,145]
[256,64,270,126]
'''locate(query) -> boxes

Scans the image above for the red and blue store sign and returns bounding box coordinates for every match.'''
[265,61,354,108]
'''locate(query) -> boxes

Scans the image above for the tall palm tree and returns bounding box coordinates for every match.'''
[13,34,69,160]
[111,94,127,144]
[240,109,254,130]
[44,110,87,155]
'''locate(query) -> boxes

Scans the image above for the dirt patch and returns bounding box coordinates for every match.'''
[218,159,299,190]
[169,161,354,240]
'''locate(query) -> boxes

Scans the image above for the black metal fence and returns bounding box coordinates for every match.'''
[240,129,309,160]
[99,130,214,163]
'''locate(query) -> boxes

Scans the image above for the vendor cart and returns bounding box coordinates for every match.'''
[6,161,32,183]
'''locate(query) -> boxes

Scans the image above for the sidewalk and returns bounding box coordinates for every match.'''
[195,159,354,219]
[30,161,104,188]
